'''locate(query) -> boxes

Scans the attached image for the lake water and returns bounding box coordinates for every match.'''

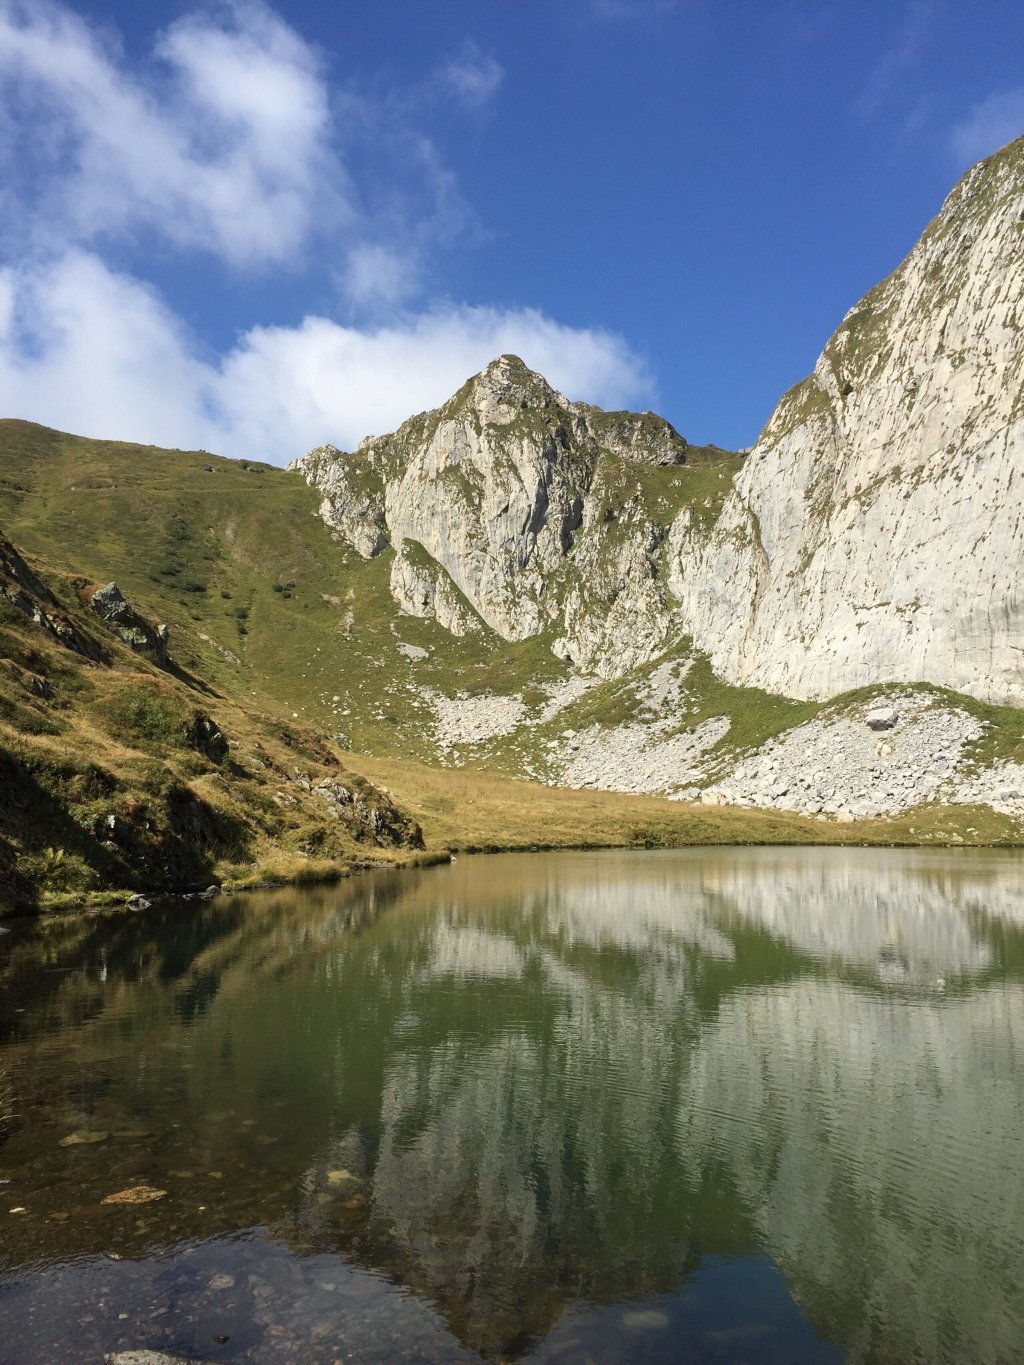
[2,847,1024,1363]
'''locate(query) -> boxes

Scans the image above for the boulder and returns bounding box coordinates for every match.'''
[184,712,228,763]
[866,707,899,731]
[89,582,169,662]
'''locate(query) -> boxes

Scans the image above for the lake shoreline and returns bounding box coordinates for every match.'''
[10,802,1024,922]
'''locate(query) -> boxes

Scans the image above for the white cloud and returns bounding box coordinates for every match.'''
[0,1,505,300]
[0,252,211,442]
[0,0,338,267]
[0,252,652,462]
[0,6,654,464]
[212,301,652,456]
[434,41,504,109]
[951,88,1024,167]
[342,244,420,309]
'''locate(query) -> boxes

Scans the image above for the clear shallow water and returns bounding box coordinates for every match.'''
[1,847,1024,1363]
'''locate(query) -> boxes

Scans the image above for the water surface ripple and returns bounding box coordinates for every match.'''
[2,846,1024,1362]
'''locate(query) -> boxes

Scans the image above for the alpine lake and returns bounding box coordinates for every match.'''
[2,846,1024,1364]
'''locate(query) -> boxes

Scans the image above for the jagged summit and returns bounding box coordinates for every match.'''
[294,355,687,467]
[470,352,554,400]
[294,356,708,673]
[438,353,568,436]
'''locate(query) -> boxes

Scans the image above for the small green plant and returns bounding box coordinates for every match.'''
[107,686,184,747]
[41,845,65,874]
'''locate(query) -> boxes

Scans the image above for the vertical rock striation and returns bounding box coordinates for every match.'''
[670,135,1024,704]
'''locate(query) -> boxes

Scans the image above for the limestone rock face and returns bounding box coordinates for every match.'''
[294,354,691,677]
[551,480,671,675]
[299,443,388,558]
[670,136,1024,705]
[294,138,1024,702]
[389,540,482,636]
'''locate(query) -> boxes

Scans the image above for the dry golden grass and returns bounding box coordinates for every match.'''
[344,752,1024,853]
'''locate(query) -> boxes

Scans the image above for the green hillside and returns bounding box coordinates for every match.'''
[0,419,806,771]
[2,418,1022,914]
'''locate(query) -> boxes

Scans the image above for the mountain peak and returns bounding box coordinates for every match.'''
[465,354,560,415]
[481,353,531,377]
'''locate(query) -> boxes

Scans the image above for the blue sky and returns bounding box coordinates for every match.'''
[0,0,1020,462]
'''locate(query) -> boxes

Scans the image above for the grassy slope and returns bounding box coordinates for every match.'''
[0,421,602,760]
[0,422,757,769]
[1,420,1022,920]
[0,537,428,914]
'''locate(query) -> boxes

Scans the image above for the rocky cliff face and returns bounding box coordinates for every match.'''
[670,135,1024,705]
[297,137,1024,705]
[294,355,705,677]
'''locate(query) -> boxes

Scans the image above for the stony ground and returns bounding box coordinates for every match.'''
[422,675,601,757]
[701,693,986,818]
[556,714,729,795]
[414,671,1024,826]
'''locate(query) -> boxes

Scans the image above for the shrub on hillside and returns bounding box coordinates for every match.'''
[107,685,186,748]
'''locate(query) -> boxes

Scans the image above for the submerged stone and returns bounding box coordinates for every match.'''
[59,1130,109,1147]
[101,1185,167,1206]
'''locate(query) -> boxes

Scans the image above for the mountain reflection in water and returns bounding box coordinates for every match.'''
[1,847,1023,1363]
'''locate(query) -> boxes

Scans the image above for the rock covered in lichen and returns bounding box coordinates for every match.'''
[88,582,169,662]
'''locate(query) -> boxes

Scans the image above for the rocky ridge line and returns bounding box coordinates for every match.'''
[293,354,704,678]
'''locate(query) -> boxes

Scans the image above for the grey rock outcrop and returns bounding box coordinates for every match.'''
[0,528,104,659]
[184,712,227,763]
[300,442,388,557]
[89,582,169,661]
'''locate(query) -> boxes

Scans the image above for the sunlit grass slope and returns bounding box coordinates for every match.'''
[1,420,1022,922]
